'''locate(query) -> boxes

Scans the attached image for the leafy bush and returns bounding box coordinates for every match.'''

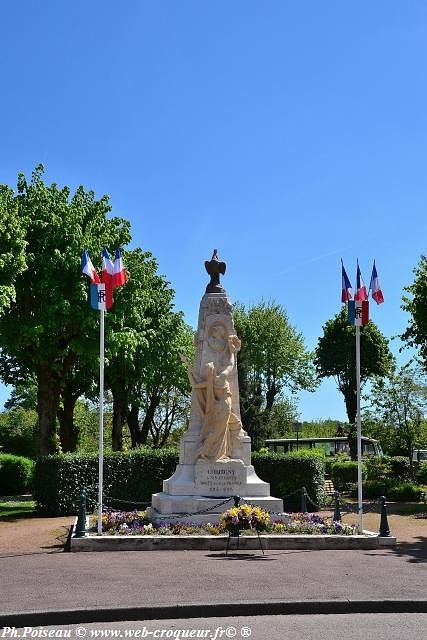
[389,456,411,481]
[0,454,34,495]
[387,483,425,502]
[364,455,411,483]
[330,460,367,491]
[33,448,179,515]
[0,409,39,458]
[252,450,325,512]
[416,461,427,485]
[350,479,424,501]
[34,449,326,515]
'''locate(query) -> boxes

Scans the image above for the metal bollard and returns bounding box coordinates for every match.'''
[300,486,307,513]
[378,495,391,537]
[333,490,342,522]
[75,489,87,538]
[233,495,241,507]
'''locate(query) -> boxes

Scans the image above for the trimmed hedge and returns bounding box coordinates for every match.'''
[350,479,425,502]
[33,448,179,516]
[33,449,325,515]
[252,450,325,512]
[0,454,34,495]
[330,460,367,491]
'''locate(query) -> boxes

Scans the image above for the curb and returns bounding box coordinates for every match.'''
[2,600,427,627]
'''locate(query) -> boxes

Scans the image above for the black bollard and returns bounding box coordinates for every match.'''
[300,486,307,513]
[233,495,241,507]
[75,489,87,538]
[378,495,391,537]
[333,490,342,522]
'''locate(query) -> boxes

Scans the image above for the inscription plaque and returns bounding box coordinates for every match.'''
[194,462,246,497]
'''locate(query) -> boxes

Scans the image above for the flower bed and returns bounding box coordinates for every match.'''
[90,505,357,536]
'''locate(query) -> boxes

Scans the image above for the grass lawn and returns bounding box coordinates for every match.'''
[0,497,36,519]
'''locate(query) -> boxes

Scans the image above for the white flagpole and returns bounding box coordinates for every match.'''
[355,323,363,532]
[97,307,105,535]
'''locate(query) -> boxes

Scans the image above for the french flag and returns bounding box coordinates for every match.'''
[341,260,352,302]
[354,261,368,301]
[113,248,127,288]
[348,300,369,326]
[81,250,101,284]
[369,260,384,305]
[102,247,115,286]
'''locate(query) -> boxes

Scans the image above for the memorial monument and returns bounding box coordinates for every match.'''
[148,251,284,523]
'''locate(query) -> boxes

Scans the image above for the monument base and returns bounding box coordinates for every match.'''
[147,493,284,525]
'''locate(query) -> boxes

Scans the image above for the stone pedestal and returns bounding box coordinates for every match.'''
[148,254,284,523]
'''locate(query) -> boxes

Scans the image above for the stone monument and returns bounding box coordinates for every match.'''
[149,251,284,523]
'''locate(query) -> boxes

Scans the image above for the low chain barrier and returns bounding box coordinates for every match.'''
[75,484,392,538]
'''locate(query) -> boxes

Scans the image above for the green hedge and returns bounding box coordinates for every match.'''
[330,460,367,491]
[416,462,427,485]
[350,479,425,501]
[33,449,326,515]
[33,448,178,515]
[0,454,34,495]
[252,450,325,512]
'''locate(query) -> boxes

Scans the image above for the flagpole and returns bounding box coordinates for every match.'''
[355,324,363,533]
[97,308,105,536]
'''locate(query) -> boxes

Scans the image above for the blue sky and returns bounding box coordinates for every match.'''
[1,1,426,420]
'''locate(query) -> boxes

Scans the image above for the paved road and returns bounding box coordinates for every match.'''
[1,544,426,626]
[3,614,427,640]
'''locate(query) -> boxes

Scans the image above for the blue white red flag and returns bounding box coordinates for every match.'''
[341,260,352,302]
[348,300,369,326]
[113,248,127,288]
[354,261,368,301]
[90,283,107,311]
[81,250,101,284]
[102,247,115,286]
[369,260,384,305]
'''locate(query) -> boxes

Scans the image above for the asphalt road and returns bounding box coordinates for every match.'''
[3,614,427,640]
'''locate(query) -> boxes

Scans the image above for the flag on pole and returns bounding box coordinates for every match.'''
[113,247,127,288]
[102,247,115,285]
[90,283,107,310]
[369,260,384,304]
[341,260,352,302]
[81,250,101,284]
[348,300,369,326]
[354,261,368,301]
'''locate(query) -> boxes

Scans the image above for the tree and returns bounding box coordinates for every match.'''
[315,307,394,426]
[401,255,427,369]
[0,185,27,314]
[0,166,131,454]
[233,300,317,447]
[104,248,194,450]
[363,365,427,465]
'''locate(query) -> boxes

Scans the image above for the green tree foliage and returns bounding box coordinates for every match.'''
[104,249,194,450]
[315,307,394,425]
[233,300,317,447]
[0,185,27,313]
[402,255,427,369]
[0,166,131,454]
[363,365,427,466]
[0,407,38,458]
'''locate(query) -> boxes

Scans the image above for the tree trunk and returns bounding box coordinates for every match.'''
[58,387,79,452]
[343,386,357,425]
[127,404,141,448]
[140,391,161,445]
[36,365,61,455]
[112,389,128,451]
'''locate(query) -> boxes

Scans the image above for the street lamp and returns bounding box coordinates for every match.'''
[293,421,302,451]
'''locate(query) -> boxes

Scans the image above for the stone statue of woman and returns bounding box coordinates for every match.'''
[180,333,245,463]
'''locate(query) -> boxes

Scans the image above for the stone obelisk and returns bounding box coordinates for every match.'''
[149,251,283,522]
